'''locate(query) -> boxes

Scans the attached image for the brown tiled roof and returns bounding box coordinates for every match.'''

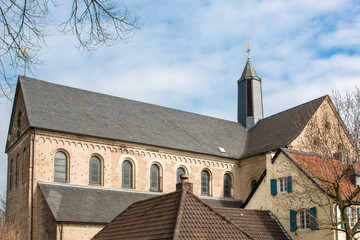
[281,148,360,200]
[92,189,252,240]
[215,208,290,240]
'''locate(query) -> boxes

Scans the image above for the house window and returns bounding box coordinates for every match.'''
[22,148,26,184]
[201,170,210,195]
[290,207,317,231]
[54,151,67,182]
[347,208,356,228]
[15,154,19,187]
[176,167,185,184]
[150,164,160,191]
[224,174,232,198]
[89,156,101,185]
[122,160,133,188]
[299,209,310,229]
[279,177,288,193]
[356,177,360,187]
[17,111,22,137]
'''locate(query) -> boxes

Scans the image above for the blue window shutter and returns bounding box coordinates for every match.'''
[358,208,360,229]
[271,179,277,195]
[310,207,317,230]
[290,210,297,231]
[342,208,348,228]
[287,176,292,193]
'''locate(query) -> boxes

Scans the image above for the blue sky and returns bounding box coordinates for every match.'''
[1,0,360,192]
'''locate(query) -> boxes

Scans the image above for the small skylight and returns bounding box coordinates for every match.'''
[218,147,226,153]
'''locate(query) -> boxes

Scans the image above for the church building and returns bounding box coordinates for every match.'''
[3,58,351,239]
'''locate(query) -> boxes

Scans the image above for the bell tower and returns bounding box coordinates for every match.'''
[237,55,263,129]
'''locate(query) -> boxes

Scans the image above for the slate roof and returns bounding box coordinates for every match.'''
[215,208,291,240]
[38,182,242,223]
[18,76,247,159]
[16,76,326,159]
[240,59,259,79]
[281,148,360,201]
[242,96,327,158]
[92,189,253,240]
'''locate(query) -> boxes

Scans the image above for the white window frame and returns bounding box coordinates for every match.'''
[299,209,310,229]
[347,208,356,228]
[279,177,288,193]
[356,177,360,187]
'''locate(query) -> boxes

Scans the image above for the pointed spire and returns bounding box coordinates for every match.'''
[240,59,259,79]
[237,57,263,129]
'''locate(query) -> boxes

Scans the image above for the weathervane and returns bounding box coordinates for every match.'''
[22,46,27,76]
[245,42,251,59]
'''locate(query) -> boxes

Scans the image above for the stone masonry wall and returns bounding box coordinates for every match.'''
[5,132,31,240]
[32,129,240,199]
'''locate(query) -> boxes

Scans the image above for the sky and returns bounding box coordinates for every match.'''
[1,0,360,193]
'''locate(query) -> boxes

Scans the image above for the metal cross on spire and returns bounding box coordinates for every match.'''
[245,42,251,59]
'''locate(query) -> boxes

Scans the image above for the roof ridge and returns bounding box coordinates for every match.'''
[37,181,163,195]
[172,189,186,240]
[19,75,244,125]
[259,95,327,123]
[281,148,338,160]
[186,190,255,239]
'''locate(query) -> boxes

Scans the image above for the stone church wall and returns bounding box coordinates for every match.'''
[238,153,267,199]
[56,223,105,240]
[32,129,240,198]
[5,132,32,240]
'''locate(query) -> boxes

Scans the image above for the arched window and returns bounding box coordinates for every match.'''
[17,111,22,137]
[176,167,185,183]
[9,159,14,191]
[15,154,19,187]
[89,156,101,185]
[54,151,67,182]
[224,174,232,198]
[150,164,160,191]
[22,148,26,184]
[122,160,133,188]
[201,170,210,195]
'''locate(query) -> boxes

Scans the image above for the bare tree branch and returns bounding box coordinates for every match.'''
[292,88,360,239]
[0,0,141,101]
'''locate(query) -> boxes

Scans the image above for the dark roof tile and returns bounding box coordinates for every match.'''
[242,96,326,158]
[20,76,247,158]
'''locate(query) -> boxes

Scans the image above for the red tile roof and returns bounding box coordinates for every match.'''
[283,149,360,200]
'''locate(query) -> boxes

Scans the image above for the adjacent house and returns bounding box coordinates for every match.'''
[244,148,360,240]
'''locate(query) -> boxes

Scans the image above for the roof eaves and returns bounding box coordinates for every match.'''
[268,211,293,240]
[38,183,58,221]
[280,149,330,196]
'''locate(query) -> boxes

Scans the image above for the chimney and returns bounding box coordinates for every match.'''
[176,174,193,193]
